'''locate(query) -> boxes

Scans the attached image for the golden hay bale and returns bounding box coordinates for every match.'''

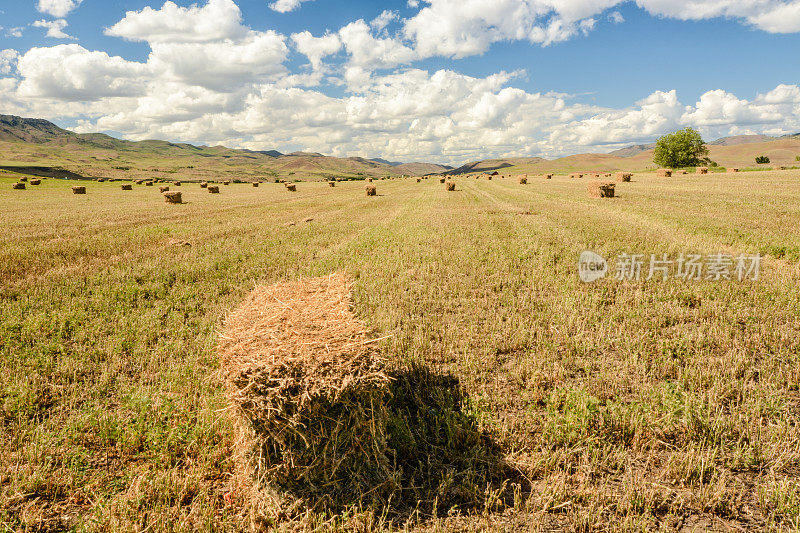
[570,173,583,179]
[696,167,708,174]
[416,178,421,183]
[367,177,373,182]
[588,181,615,198]
[173,181,181,186]
[518,176,527,184]
[544,174,553,179]
[657,169,672,177]
[208,185,220,193]
[286,183,296,192]
[728,167,739,173]
[97,178,105,182]
[135,180,143,185]
[328,180,336,187]
[30,179,41,185]
[365,184,377,196]
[145,181,154,186]
[12,182,25,190]
[223,180,231,185]
[615,172,632,182]
[159,186,170,193]
[72,186,86,195]
[121,184,133,191]
[163,191,182,204]
[439,177,446,183]
[200,181,208,188]
[486,175,492,180]
[446,181,456,191]
[19,177,28,182]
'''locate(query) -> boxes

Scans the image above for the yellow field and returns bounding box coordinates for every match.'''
[3,171,800,531]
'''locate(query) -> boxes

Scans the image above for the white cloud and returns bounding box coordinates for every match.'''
[37,0,82,18]
[371,10,399,31]
[0,49,19,74]
[608,10,624,23]
[635,0,800,33]
[4,27,23,38]
[339,20,416,72]
[16,44,151,101]
[269,0,313,13]
[106,0,247,42]
[33,19,74,39]
[291,31,342,70]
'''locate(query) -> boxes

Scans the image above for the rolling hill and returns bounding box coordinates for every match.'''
[0,115,451,181]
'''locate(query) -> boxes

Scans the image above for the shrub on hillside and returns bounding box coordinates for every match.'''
[755,156,770,164]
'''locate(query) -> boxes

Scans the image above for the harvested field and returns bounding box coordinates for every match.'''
[3,170,800,531]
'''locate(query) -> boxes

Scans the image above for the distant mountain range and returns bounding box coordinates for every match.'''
[0,115,452,181]
[609,133,800,157]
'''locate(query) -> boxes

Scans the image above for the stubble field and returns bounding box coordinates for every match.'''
[2,171,800,531]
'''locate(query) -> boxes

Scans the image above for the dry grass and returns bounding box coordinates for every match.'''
[3,171,800,531]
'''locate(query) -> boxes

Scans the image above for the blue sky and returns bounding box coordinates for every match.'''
[1,0,799,164]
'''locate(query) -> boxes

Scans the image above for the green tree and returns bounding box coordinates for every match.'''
[653,128,709,168]
[755,155,770,164]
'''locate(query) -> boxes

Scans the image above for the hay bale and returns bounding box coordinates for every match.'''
[223,180,231,185]
[416,178,421,183]
[615,172,632,182]
[657,169,672,177]
[446,181,456,191]
[286,183,296,192]
[544,174,553,179]
[97,178,105,183]
[696,167,708,174]
[728,167,739,173]
[367,177,373,182]
[121,184,133,190]
[173,181,181,186]
[208,185,220,193]
[159,186,170,193]
[588,181,615,198]
[163,191,182,204]
[328,181,336,187]
[30,179,41,185]
[518,176,527,184]
[365,184,377,196]
[570,173,583,179]
[252,182,260,188]
[19,177,27,182]
[200,181,208,188]
[135,180,144,185]
[439,177,446,183]
[72,186,86,195]
[145,181,154,186]
[12,182,25,190]
[486,175,492,181]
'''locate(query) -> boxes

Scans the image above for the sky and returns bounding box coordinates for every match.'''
[0,0,799,164]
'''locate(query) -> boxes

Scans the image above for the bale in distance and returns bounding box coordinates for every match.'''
[446,181,456,191]
[657,169,672,177]
[97,178,105,183]
[72,186,86,195]
[615,172,632,182]
[173,181,181,186]
[439,177,446,183]
[30,179,41,185]
[728,167,739,173]
[588,181,615,198]
[518,176,527,184]
[223,180,231,185]
[12,182,25,190]
[367,177,373,182]
[121,184,133,191]
[19,177,28,182]
[159,186,170,193]
[544,174,553,180]
[286,183,296,192]
[365,184,377,196]
[135,180,144,185]
[208,185,220,194]
[696,167,709,174]
[145,181,154,187]
[416,178,421,183]
[253,182,260,188]
[570,173,583,179]
[328,181,336,187]
[200,181,208,188]
[163,191,182,204]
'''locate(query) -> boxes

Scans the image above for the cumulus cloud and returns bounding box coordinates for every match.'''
[37,0,82,18]
[0,49,18,74]
[33,19,74,39]
[291,31,342,70]
[371,10,399,31]
[106,0,247,42]
[269,0,314,13]
[4,27,24,38]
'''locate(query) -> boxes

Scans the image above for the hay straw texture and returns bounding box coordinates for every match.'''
[72,186,86,195]
[145,181,154,187]
[253,182,259,187]
[518,176,527,184]
[19,177,27,182]
[696,167,709,174]
[328,181,336,187]
[728,167,739,173]
[365,184,377,196]
[657,169,672,177]
[439,177,446,183]
[163,191,182,204]
[159,186,170,193]
[173,181,181,186]
[219,274,393,513]
[285,183,296,192]
[588,181,615,198]
[615,172,632,182]
[208,185,220,194]
[12,183,25,190]
[367,177,373,182]
[200,182,208,188]
[223,180,231,185]
[135,180,143,185]
[121,184,132,191]
[544,174,553,179]
[446,181,456,191]
[30,179,41,185]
